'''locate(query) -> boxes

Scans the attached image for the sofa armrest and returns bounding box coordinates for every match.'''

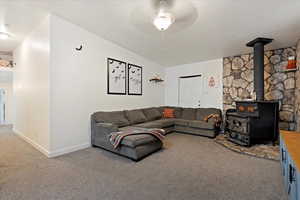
[91,117,119,145]
[96,122,119,134]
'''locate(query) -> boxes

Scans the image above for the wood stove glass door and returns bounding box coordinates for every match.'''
[178,75,203,108]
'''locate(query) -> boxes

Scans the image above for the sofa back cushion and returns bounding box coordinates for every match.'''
[156,106,164,114]
[143,108,162,121]
[125,109,148,124]
[196,108,222,121]
[181,108,196,120]
[92,111,130,127]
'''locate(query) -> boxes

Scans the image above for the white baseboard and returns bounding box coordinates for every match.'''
[48,143,91,158]
[13,129,90,158]
[13,128,50,157]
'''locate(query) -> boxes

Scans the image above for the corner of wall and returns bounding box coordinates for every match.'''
[294,40,300,131]
[12,14,51,155]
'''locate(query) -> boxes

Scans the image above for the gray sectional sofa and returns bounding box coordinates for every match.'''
[91,106,222,161]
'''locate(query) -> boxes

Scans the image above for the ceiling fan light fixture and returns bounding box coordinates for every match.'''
[153,12,175,31]
[0,32,10,40]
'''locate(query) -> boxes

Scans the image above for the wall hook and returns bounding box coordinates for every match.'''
[76,45,83,51]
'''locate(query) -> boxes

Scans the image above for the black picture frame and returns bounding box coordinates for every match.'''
[107,58,127,95]
[128,63,142,95]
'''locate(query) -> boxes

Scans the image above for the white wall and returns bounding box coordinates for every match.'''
[165,59,223,109]
[49,15,165,154]
[13,16,50,154]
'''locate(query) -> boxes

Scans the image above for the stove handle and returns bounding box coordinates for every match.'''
[289,164,296,184]
[281,149,286,176]
[288,164,296,195]
[281,149,286,163]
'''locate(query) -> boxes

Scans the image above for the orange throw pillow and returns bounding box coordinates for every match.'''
[163,108,175,118]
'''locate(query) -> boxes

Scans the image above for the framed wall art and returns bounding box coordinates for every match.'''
[128,64,142,95]
[107,58,127,95]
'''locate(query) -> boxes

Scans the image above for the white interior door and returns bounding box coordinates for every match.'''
[179,75,202,108]
[0,89,5,124]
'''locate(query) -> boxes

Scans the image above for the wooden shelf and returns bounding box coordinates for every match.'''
[149,78,164,82]
[283,68,297,72]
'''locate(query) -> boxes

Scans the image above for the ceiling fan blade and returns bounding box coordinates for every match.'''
[150,0,176,12]
[172,0,197,22]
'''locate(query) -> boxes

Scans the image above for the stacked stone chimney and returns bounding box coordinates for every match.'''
[223,46,296,131]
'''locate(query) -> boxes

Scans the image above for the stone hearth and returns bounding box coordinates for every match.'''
[215,134,280,161]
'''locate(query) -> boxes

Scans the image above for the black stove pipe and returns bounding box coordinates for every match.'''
[246,38,273,101]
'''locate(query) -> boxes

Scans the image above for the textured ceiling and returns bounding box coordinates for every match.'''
[0,3,46,52]
[1,0,300,66]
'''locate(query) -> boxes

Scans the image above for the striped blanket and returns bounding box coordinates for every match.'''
[109,128,165,149]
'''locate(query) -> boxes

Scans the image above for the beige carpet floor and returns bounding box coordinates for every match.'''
[0,130,287,200]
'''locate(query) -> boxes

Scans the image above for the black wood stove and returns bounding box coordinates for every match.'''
[226,101,279,146]
[225,38,279,146]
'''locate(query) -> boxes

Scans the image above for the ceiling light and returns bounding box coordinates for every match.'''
[0,32,10,40]
[153,12,175,31]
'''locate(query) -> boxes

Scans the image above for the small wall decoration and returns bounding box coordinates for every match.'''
[208,76,216,88]
[107,58,127,95]
[149,74,164,83]
[75,45,83,51]
[286,56,297,71]
[128,64,142,95]
[0,51,13,68]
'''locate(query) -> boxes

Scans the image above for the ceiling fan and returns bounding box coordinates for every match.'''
[152,0,175,31]
[131,0,198,33]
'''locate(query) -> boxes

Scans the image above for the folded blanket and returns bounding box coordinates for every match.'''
[109,127,165,149]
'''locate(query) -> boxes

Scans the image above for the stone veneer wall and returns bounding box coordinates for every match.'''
[223,46,296,131]
[295,41,300,131]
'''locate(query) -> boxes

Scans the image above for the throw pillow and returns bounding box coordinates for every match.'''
[163,108,175,118]
[204,114,222,127]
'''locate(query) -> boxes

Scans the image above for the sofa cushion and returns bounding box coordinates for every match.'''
[93,111,130,127]
[143,108,162,121]
[173,119,190,126]
[118,126,161,148]
[125,109,147,124]
[188,120,215,129]
[134,119,175,128]
[196,108,222,121]
[118,126,139,132]
[174,108,182,118]
[157,106,165,115]
[120,134,158,148]
[181,108,196,120]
